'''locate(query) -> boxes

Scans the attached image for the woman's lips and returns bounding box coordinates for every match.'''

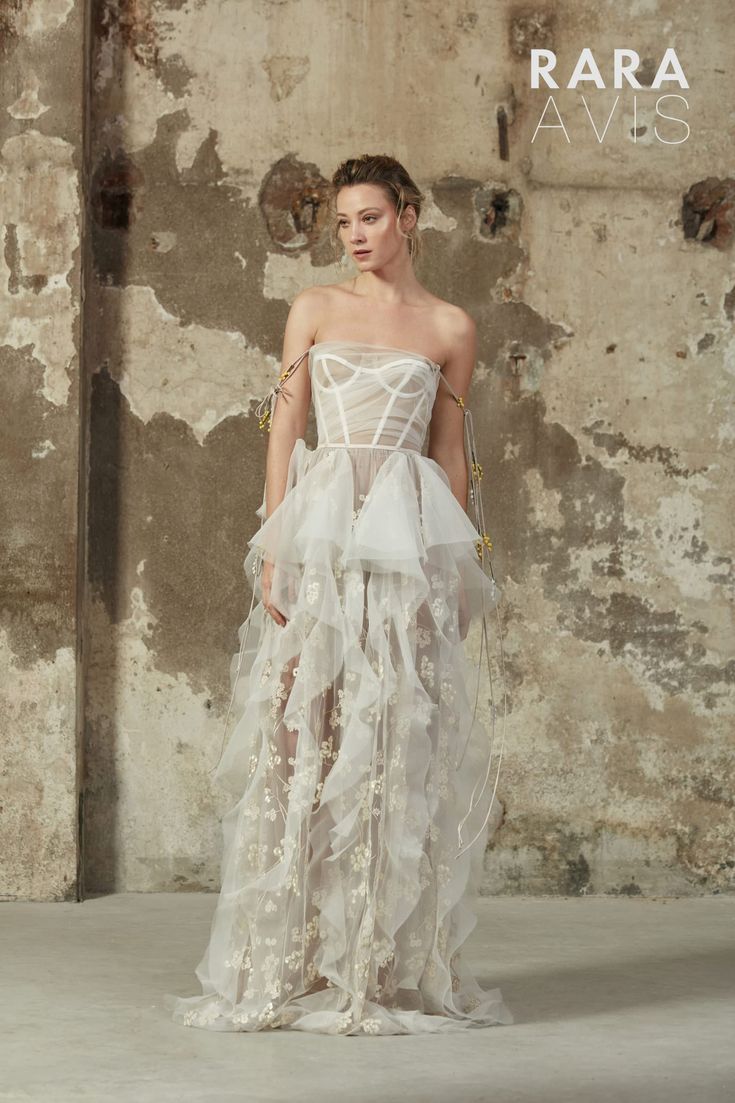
[354,250,371,257]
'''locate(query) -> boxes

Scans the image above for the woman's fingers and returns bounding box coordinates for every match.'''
[264,590,287,626]
[267,602,287,627]
[261,568,288,627]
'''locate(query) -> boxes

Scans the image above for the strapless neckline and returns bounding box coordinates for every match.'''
[309,339,442,373]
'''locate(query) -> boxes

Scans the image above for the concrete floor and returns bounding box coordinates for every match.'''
[1,893,732,1102]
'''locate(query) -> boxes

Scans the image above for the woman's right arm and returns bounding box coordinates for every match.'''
[263,288,320,520]
[261,288,320,626]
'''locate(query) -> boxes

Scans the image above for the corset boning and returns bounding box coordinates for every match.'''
[309,345,440,452]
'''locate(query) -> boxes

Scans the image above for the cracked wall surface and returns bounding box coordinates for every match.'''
[2,0,733,900]
[1,0,83,900]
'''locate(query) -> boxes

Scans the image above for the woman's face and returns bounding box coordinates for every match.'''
[335,183,415,269]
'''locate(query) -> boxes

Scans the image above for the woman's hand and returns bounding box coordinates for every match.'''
[261,559,288,627]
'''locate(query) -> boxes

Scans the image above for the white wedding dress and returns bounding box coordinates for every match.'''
[167,340,512,1035]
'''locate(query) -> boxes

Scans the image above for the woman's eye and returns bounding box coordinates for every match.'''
[338,216,376,226]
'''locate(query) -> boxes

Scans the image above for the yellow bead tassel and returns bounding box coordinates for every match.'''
[448,381,506,860]
[254,349,310,435]
[475,532,494,559]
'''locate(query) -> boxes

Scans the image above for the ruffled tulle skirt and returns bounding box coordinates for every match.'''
[166,438,512,1035]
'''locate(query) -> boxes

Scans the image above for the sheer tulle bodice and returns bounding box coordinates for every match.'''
[166,341,511,1036]
[308,340,441,450]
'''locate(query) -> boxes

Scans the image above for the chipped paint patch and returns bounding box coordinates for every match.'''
[262,251,340,300]
[31,439,57,458]
[523,468,565,530]
[262,54,310,102]
[419,191,458,233]
[260,155,329,251]
[653,488,728,600]
[5,0,74,40]
[0,131,79,406]
[7,71,50,120]
[682,177,735,250]
[149,230,177,254]
[97,284,279,442]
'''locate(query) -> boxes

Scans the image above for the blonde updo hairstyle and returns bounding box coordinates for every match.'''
[329,154,425,265]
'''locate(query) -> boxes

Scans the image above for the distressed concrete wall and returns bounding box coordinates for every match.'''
[2,0,733,900]
[0,0,84,900]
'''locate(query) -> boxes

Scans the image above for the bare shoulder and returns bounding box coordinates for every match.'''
[289,283,329,316]
[289,282,346,322]
[423,300,476,377]
[432,302,477,404]
[284,285,332,342]
[437,301,477,350]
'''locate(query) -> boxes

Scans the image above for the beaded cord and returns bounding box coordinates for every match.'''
[254,349,310,433]
[212,347,507,861]
[442,383,507,858]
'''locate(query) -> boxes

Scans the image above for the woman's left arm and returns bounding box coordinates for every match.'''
[426,310,477,512]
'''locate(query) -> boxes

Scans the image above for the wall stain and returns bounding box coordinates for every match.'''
[0,347,77,666]
[509,9,556,57]
[93,0,160,72]
[90,150,144,284]
[582,421,711,479]
[723,284,735,320]
[259,153,331,252]
[0,0,23,60]
[681,177,735,249]
[87,365,266,703]
[4,223,48,294]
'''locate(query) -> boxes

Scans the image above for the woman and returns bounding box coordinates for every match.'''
[168,154,511,1035]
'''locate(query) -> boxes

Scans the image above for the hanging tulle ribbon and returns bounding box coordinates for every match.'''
[209,347,508,864]
[208,350,308,777]
[438,384,507,860]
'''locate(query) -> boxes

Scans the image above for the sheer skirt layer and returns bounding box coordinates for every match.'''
[166,439,512,1035]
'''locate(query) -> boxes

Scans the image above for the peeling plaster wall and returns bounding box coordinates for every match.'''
[81,0,733,899]
[3,0,733,900]
[0,0,83,900]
